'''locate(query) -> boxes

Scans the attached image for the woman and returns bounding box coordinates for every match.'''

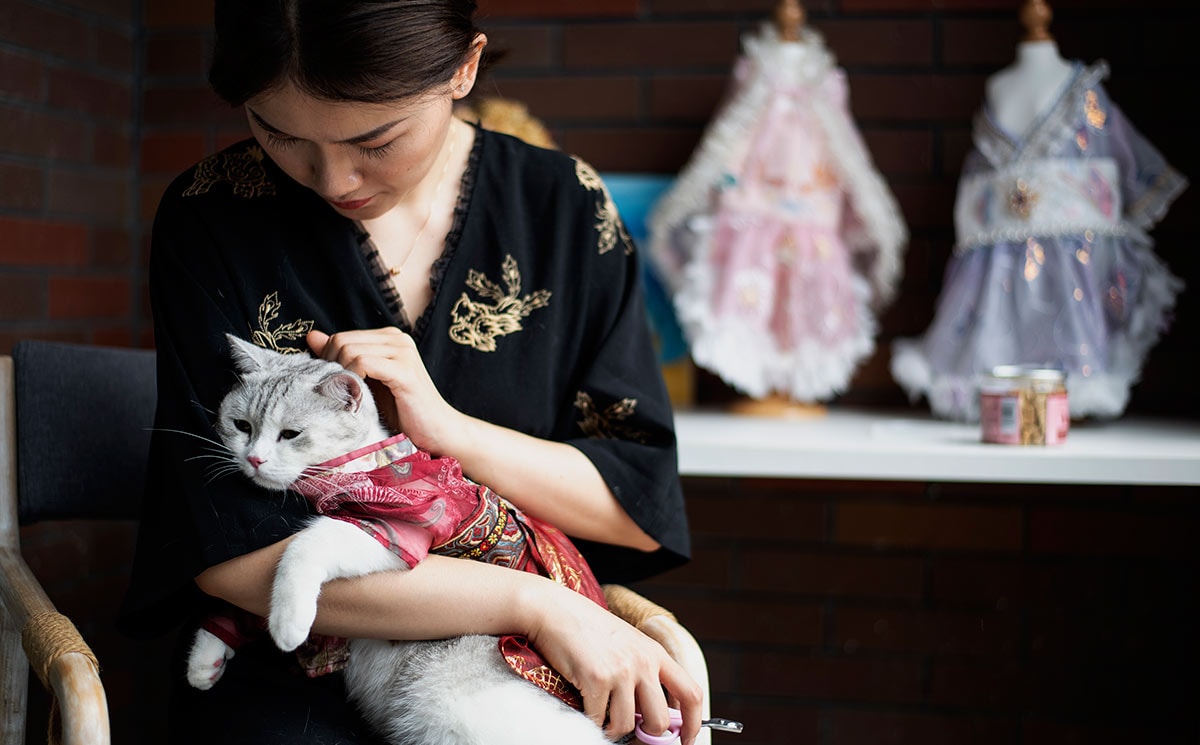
[118,1,700,742]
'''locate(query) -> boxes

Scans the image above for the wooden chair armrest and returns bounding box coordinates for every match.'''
[0,547,110,745]
[603,584,712,745]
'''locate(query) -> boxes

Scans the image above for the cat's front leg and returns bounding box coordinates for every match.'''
[269,516,407,651]
[185,628,235,690]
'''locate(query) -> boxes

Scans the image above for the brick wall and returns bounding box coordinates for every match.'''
[637,477,1200,744]
[3,1,1198,743]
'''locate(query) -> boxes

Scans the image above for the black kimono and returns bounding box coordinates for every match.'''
[119,128,690,742]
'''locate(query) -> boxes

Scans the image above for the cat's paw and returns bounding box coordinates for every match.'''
[186,629,235,691]
[268,589,319,652]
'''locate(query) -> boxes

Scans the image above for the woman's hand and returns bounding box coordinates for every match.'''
[307,327,466,455]
[521,580,704,745]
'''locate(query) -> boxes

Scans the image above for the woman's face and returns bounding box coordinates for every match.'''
[245,83,458,221]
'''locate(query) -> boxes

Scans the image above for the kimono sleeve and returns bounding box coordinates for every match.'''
[119,187,312,637]
[1100,87,1188,230]
[560,170,691,584]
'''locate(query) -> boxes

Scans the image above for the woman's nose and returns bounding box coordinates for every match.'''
[312,150,361,198]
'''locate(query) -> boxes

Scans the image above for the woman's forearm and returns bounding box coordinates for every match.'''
[197,543,553,640]
[453,416,658,552]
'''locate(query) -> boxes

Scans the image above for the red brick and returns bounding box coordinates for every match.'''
[46,169,130,221]
[563,23,739,69]
[741,550,925,600]
[645,0,777,13]
[479,0,637,18]
[0,49,44,102]
[0,161,45,211]
[647,75,728,122]
[639,543,736,590]
[95,25,135,73]
[0,218,89,266]
[830,709,1015,745]
[847,73,986,123]
[741,651,923,703]
[1022,718,1193,745]
[861,129,934,177]
[139,177,173,223]
[0,104,90,161]
[480,25,555,71]
[0,274,45,320]
[942,19,1019,67]
[0,1,93,64]
[92,326,135,346]
[821,19,934,67]
[1030,508,1196,557]
[142,0,213,28]
[712,698,821,745]
[94,125,133,169]
[49,65,132,121]
[560,127,703,173]
[668,595,823,647]
[142,85,243,126]
[835,502,1023,552]
[93,226,133,267]
[144,33,209,77]
[140,131,208,174]
[491,76,640,121]
[48,275,131,319]
[833,606,1020,656]
[55,0,134,21]
[890,181,955,231]
[687,492,824,542]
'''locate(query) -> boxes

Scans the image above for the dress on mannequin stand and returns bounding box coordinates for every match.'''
[648,0,907,418]
[890,0,1187,421]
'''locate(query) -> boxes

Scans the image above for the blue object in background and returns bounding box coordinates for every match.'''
[602,173,689,364]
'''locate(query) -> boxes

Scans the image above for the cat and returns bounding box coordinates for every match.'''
[185,334,611,745]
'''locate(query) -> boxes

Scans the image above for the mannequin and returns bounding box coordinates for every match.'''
[889,0,1187,422]
[984,0,1074,137]
[647,0,907,420]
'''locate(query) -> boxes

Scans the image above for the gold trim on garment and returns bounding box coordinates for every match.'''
[574,158,632,255]
[574,391,646,443]
[448,255,551,352]
[251,292,314,354]
[183,145,276,199]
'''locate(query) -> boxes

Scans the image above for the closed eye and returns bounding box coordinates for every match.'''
[279,429,302,441]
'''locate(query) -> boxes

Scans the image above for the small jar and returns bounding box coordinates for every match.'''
[979,365,1069,445]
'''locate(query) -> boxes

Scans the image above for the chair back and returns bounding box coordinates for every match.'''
[12,341,156,525]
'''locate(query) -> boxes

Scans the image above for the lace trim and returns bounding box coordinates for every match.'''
[414,123,483,341]
[355,225,405,326]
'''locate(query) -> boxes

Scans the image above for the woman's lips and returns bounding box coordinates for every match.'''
[330,197,372,210]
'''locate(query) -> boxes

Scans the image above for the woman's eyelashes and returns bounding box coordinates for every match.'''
[262,131,398,160]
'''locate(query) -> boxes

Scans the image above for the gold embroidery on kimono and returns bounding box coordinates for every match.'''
[183,145,276,199]
[251,292,314,354]
[448,255,551,352]
[574,391,646,443]
[573,158,632,256]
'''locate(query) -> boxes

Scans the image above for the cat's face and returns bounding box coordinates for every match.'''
[216,335,388,490]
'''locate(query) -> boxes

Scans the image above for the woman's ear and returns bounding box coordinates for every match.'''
[451,32,488,101]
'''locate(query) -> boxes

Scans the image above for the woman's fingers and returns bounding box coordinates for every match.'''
[629,679,671,741]
[661,661,705,745]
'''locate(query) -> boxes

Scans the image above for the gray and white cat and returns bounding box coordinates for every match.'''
[186,334,610,745]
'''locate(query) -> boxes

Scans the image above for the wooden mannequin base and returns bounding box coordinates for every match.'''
[728,394,827,419]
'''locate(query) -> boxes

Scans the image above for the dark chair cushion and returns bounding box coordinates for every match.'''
[13,341,156,524]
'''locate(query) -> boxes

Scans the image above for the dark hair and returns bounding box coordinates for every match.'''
[209,0,482,106]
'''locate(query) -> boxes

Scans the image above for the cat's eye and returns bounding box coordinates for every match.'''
[233,419,252,434]
[279,429,301,441]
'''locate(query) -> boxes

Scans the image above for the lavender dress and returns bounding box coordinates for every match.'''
[891,62,1186,421]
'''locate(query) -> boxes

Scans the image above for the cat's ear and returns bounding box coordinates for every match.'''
[226,333,278,373]
[316,372,365,413]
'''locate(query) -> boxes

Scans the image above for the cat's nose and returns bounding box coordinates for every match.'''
[247,455,265,469]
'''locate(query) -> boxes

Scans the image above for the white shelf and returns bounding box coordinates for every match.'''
[673,408,1200,485]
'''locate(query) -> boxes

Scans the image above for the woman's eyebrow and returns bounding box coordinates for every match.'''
[246,107,403,144]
